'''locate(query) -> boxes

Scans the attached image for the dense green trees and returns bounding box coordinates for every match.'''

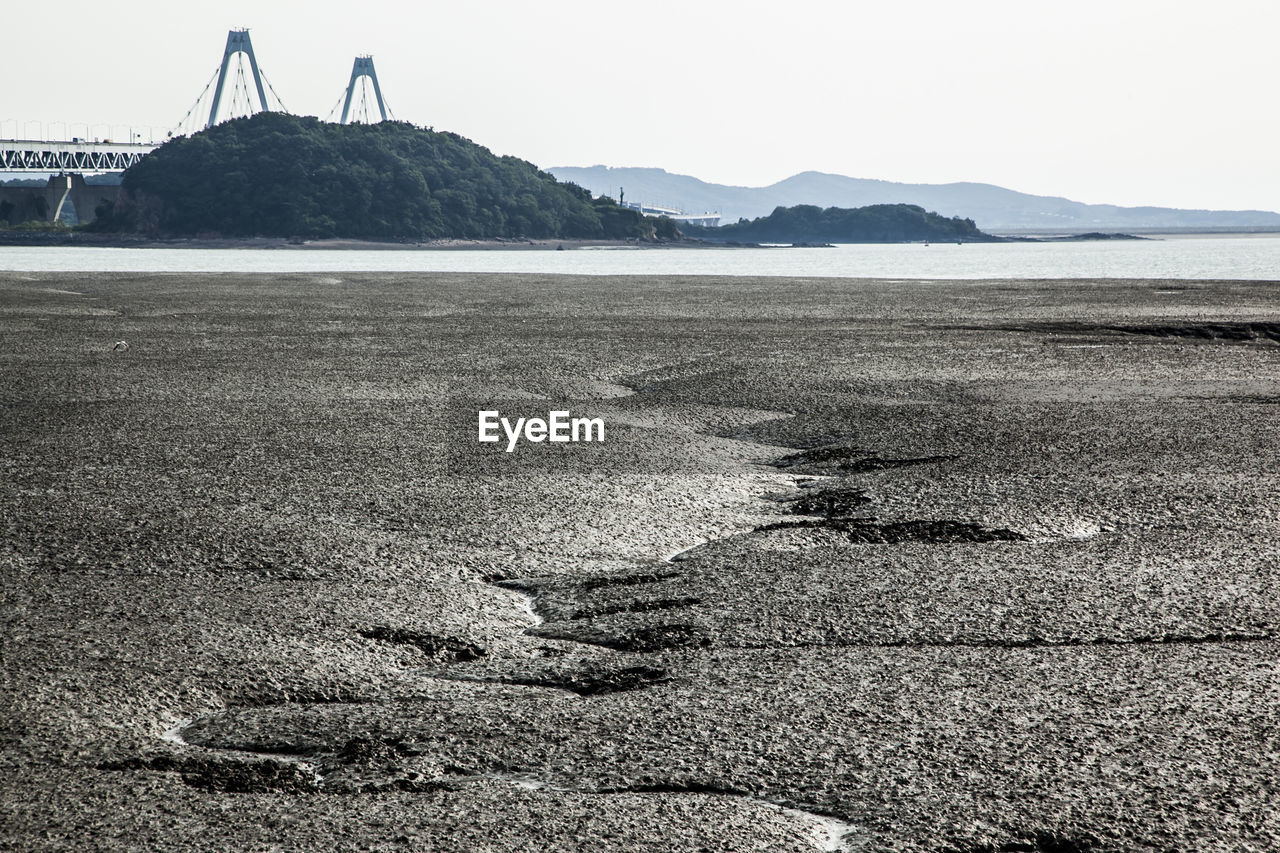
[683,203,998,243]
[105,113,660,240]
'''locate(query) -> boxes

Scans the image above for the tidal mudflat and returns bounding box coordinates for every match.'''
[2,272,1277,852]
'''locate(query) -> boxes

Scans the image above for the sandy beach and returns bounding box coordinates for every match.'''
[2,272,1277,852]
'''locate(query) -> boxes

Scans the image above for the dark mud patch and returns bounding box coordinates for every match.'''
[580,569,682,591]
[1114,321,1280,343]
[1208,394,1280,405]
[106,747,464,796]
[358,626,487,662]
[569,596,703,620]
[757,518,1027,544]
[534,622,714,653]
[490,576,697,623]
[478,570,522,583]
[1005,320,1280,344]
[598,778,752,797]
[102,754,319,794]
[490,577,541,595]
[335,736,420,764]
[774,445,956,475]
[436,665,674,696]
[542,665,673,695]
[181,759,318,794]
[343,776,459,794]
[782,484,873,518]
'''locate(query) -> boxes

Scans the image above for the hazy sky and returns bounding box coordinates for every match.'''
[5,1,1277,211]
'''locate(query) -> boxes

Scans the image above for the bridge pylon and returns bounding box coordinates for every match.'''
[207,29,269,129]
[340,56,389,124]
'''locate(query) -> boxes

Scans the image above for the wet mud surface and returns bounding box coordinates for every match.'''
[3,273,1279,851]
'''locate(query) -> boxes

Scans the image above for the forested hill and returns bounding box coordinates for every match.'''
[682,204,999,243]
[102,113,670,241]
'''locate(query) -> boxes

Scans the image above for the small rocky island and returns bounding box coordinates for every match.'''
[679,203,1000,244]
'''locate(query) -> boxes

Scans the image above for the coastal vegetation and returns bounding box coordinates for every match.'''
[97,113,671,241]
[681,203,998,243]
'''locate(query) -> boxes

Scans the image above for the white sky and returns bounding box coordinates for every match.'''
[4,0,1277,211]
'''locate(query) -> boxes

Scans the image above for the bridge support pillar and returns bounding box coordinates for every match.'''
[68,176,120,224]
[208,29,270,129]
[0,175,119,225]
[46,175,73,223]
[340,56,389,124]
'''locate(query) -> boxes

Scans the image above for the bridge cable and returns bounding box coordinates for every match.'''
[231,55,253,120]
[241,54,257,118]
[241,56,253,116]
[258,67,290,114]
[223,60,242,123]
[323,90,347,123]
[352,78,363,124]
[170,66,221,138]
[358,79,370,124]
[227,60,243,120]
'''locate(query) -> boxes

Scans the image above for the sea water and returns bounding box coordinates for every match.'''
[0,234,1277,279]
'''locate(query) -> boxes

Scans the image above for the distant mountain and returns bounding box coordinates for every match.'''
[548,166,1280,232]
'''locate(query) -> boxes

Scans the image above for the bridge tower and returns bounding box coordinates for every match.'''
[340,57,389,124]
[207,29,269,129]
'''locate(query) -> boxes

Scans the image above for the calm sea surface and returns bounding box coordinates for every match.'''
[1,234,1278,279]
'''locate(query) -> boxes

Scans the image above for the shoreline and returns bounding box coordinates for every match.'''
[0,233,825,252]
[0,233,693,251]
[0,230,1275,253]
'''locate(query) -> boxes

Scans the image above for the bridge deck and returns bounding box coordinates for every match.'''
[1,139,159,173]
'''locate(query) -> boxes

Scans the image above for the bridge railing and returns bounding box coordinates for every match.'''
[0,121,168,145]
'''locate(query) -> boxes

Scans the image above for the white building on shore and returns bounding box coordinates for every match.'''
[619,199,720,228]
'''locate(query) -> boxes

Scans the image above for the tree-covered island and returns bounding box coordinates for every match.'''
[682,203,1000,244]
[97,112,677,241]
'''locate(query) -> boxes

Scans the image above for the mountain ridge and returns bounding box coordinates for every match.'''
[548,165,1280,232]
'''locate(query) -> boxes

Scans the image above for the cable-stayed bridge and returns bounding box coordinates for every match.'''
[1,29,397,225]
[1,29,394,177]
